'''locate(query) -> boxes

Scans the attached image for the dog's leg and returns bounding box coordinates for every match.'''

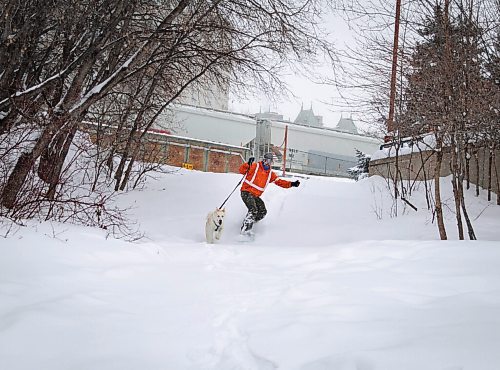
[205,219,214,244]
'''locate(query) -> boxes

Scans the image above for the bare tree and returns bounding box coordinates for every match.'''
[334,0,499,239]
[0,0,336,230]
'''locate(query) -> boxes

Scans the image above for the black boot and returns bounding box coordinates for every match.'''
[240,212,254,234]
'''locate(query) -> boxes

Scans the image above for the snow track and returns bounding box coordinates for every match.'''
[2,169,500,369]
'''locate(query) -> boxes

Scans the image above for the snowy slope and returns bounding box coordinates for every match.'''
[1,168,500,370]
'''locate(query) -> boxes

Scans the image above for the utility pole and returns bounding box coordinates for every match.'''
[386,0,402,141]
[282,125,288,176]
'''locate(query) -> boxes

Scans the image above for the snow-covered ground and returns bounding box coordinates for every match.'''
[1,168,500,370]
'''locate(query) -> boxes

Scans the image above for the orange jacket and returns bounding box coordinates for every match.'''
[239,161,292,197]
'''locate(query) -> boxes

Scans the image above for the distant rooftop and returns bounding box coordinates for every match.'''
[335,117,358,135]
[253,107,366,137]
[294,104,323,128]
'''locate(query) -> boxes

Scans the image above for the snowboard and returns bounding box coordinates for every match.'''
[237,230,255,242]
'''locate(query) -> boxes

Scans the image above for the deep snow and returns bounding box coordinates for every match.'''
[1,168,500,370]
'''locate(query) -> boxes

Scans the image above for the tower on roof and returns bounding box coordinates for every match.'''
[294,104,323,128]
[335,116,358,134]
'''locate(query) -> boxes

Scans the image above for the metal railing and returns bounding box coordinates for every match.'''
[273,148,357,178]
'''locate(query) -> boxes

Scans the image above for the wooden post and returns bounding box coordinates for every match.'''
[282,125,288,176]
[203,147,209,172]
[387,0,402,137]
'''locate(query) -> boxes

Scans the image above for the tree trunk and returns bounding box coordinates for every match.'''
[119,157,136,191]
[450,135,464,240]
[465,144,470,190]
[451,176,464,240]
[38,131,68,185]
[434,141,447,240]
[394,142,400,201]
[495,151,500,206]
[106,148,115,175]
[114,129,138,191]
[0,119,60,208]
[44,125,77,200]
[0,153,36,209]
[0,110,18,135]
[417,147,432,210]
[458,178,476,240]
[488,149,492,201]
[475,150,480,197]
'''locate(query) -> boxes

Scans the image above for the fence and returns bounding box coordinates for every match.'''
[369,145,500,197]
[81,122,251,173]
[80,122,362,177]
[273,148,357,178]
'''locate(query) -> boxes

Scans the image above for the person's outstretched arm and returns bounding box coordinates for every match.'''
[270,172,300,188]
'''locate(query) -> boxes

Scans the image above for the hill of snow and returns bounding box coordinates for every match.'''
[1,168,500,370]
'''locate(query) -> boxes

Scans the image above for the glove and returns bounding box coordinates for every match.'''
[291,180,300,187]
[247,157,255,165]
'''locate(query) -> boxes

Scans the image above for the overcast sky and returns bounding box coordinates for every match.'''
[229,10,356,129]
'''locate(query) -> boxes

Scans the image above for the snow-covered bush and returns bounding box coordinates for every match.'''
[347,149,371,181]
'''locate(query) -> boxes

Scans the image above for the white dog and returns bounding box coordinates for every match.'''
[205,208,225,244]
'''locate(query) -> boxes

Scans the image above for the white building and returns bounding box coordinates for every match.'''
[156,104,381,177]
[176,79,229,111]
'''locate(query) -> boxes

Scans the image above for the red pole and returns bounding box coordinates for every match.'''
[387,0,402,141]
[282,125,288,176]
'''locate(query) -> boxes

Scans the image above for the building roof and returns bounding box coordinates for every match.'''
[294,105,323,128]
[335,117,358,134]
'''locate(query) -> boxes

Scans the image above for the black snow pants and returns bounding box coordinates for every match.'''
[240,191,267,231]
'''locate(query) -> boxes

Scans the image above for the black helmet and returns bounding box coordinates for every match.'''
[263,152,273,161]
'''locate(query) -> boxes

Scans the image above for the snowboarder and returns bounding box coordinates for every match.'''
[239,152,300,234]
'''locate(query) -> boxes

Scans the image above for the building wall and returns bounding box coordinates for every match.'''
[154,105,382,176]
[159,104,381,159]
[270,121,380,159]
[81,122,249,174]
[163,105,256,147]
[176,82,229,111]
[369,147,500,196]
